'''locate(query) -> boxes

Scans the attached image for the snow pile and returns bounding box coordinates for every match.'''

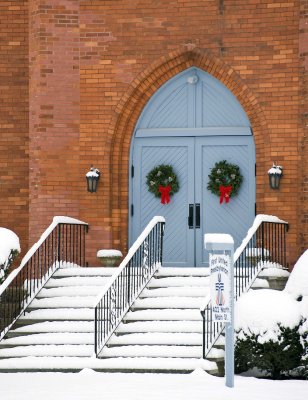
[284,250,308,336]
[0,228,20,266]
[284,250,308,298]
[97,249,123,258]
[0,228,20,282]
[235,290,301,342]
[0,371,307,400]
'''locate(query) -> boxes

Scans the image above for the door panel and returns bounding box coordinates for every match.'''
[131,136,255,267]
[195,136,256,266]
[131,138,195,267]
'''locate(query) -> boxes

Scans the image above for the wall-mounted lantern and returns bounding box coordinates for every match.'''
[268,163,283,190]
[86,166,100,193]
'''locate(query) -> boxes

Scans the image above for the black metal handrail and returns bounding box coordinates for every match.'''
[0,218,88,340]
[94,216,165,357]
[201,215,289,358]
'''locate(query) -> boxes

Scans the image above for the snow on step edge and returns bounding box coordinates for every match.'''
[0,356,217,372]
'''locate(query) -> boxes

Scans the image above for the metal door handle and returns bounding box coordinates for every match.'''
[188,204,194,229]
[195,203,200,229]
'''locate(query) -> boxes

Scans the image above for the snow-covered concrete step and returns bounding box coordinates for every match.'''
[234,278,269,290]
[107,332,203,346]
[37,286,102,298]
[139,286,209,298]
[258,268,290,279]
[18,308,94,322]
[206,347,225,361]
[156,268,210,277]
[116,320,202,334]
[0,356,218,374]
[148,276,210,288]
[44,276,111,288]
[124,309,202,322]
[100,345,203,358]
[6,321,94,337]
[0,263,220,374]
[214,335,225,349]
[251,278,270,289]
[53,267,116,277]
[131,296,204,309]
[28,296,96,309]
[0,345,93,358]
[0,332,93,347]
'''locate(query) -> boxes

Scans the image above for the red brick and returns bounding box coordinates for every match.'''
[0,0,306,268]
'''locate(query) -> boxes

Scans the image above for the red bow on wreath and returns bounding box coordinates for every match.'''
[159,185,171,205]
[219,185,232,204]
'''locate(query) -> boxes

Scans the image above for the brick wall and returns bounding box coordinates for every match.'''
[299,0,308,257]
[77,0,301,266]
[0,1,29,260]
[29,0,81,244]
[1,0,304,267]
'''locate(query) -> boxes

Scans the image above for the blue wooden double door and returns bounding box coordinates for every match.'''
[131,134,255,267]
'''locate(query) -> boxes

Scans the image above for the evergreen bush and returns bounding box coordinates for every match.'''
[235,321,307,379]
[0,249,19,284]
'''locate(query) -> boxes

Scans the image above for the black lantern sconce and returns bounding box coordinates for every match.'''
[268,163,283,190]
[86,166,100,193]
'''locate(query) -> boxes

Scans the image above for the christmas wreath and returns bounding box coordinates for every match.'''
[207,160,243,204]
[146,164,179,204]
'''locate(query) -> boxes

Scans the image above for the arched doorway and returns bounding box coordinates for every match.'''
[130,67,255,267]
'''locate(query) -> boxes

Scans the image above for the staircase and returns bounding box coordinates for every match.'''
[0,264,288,373]
[98,267,222,374]
[0,267,113,371]
[0,215,289,373]
[0,266,219,374]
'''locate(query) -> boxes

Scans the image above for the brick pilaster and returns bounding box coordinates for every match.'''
[29,0,81,244]
[0,1,29,259]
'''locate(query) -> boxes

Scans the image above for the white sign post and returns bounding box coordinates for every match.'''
[204,234,234,388]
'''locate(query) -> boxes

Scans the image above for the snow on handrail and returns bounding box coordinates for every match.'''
[94,216,165,356]
[0,216,88,299]
[93,216,165,307]
[234,214,287,262]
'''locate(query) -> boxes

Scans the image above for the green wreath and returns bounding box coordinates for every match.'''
[207,160,243,198]
[146,164,179,198]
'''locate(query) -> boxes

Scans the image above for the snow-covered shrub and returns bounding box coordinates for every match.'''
[284,250,308,378]
[0,228,20,284]
[235,323,305,379]
[235,290,307,379]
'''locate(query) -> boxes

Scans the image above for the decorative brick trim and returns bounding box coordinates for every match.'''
[108,47,270,252]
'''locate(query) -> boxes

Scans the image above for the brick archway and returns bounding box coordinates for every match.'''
[108,47,269,252]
